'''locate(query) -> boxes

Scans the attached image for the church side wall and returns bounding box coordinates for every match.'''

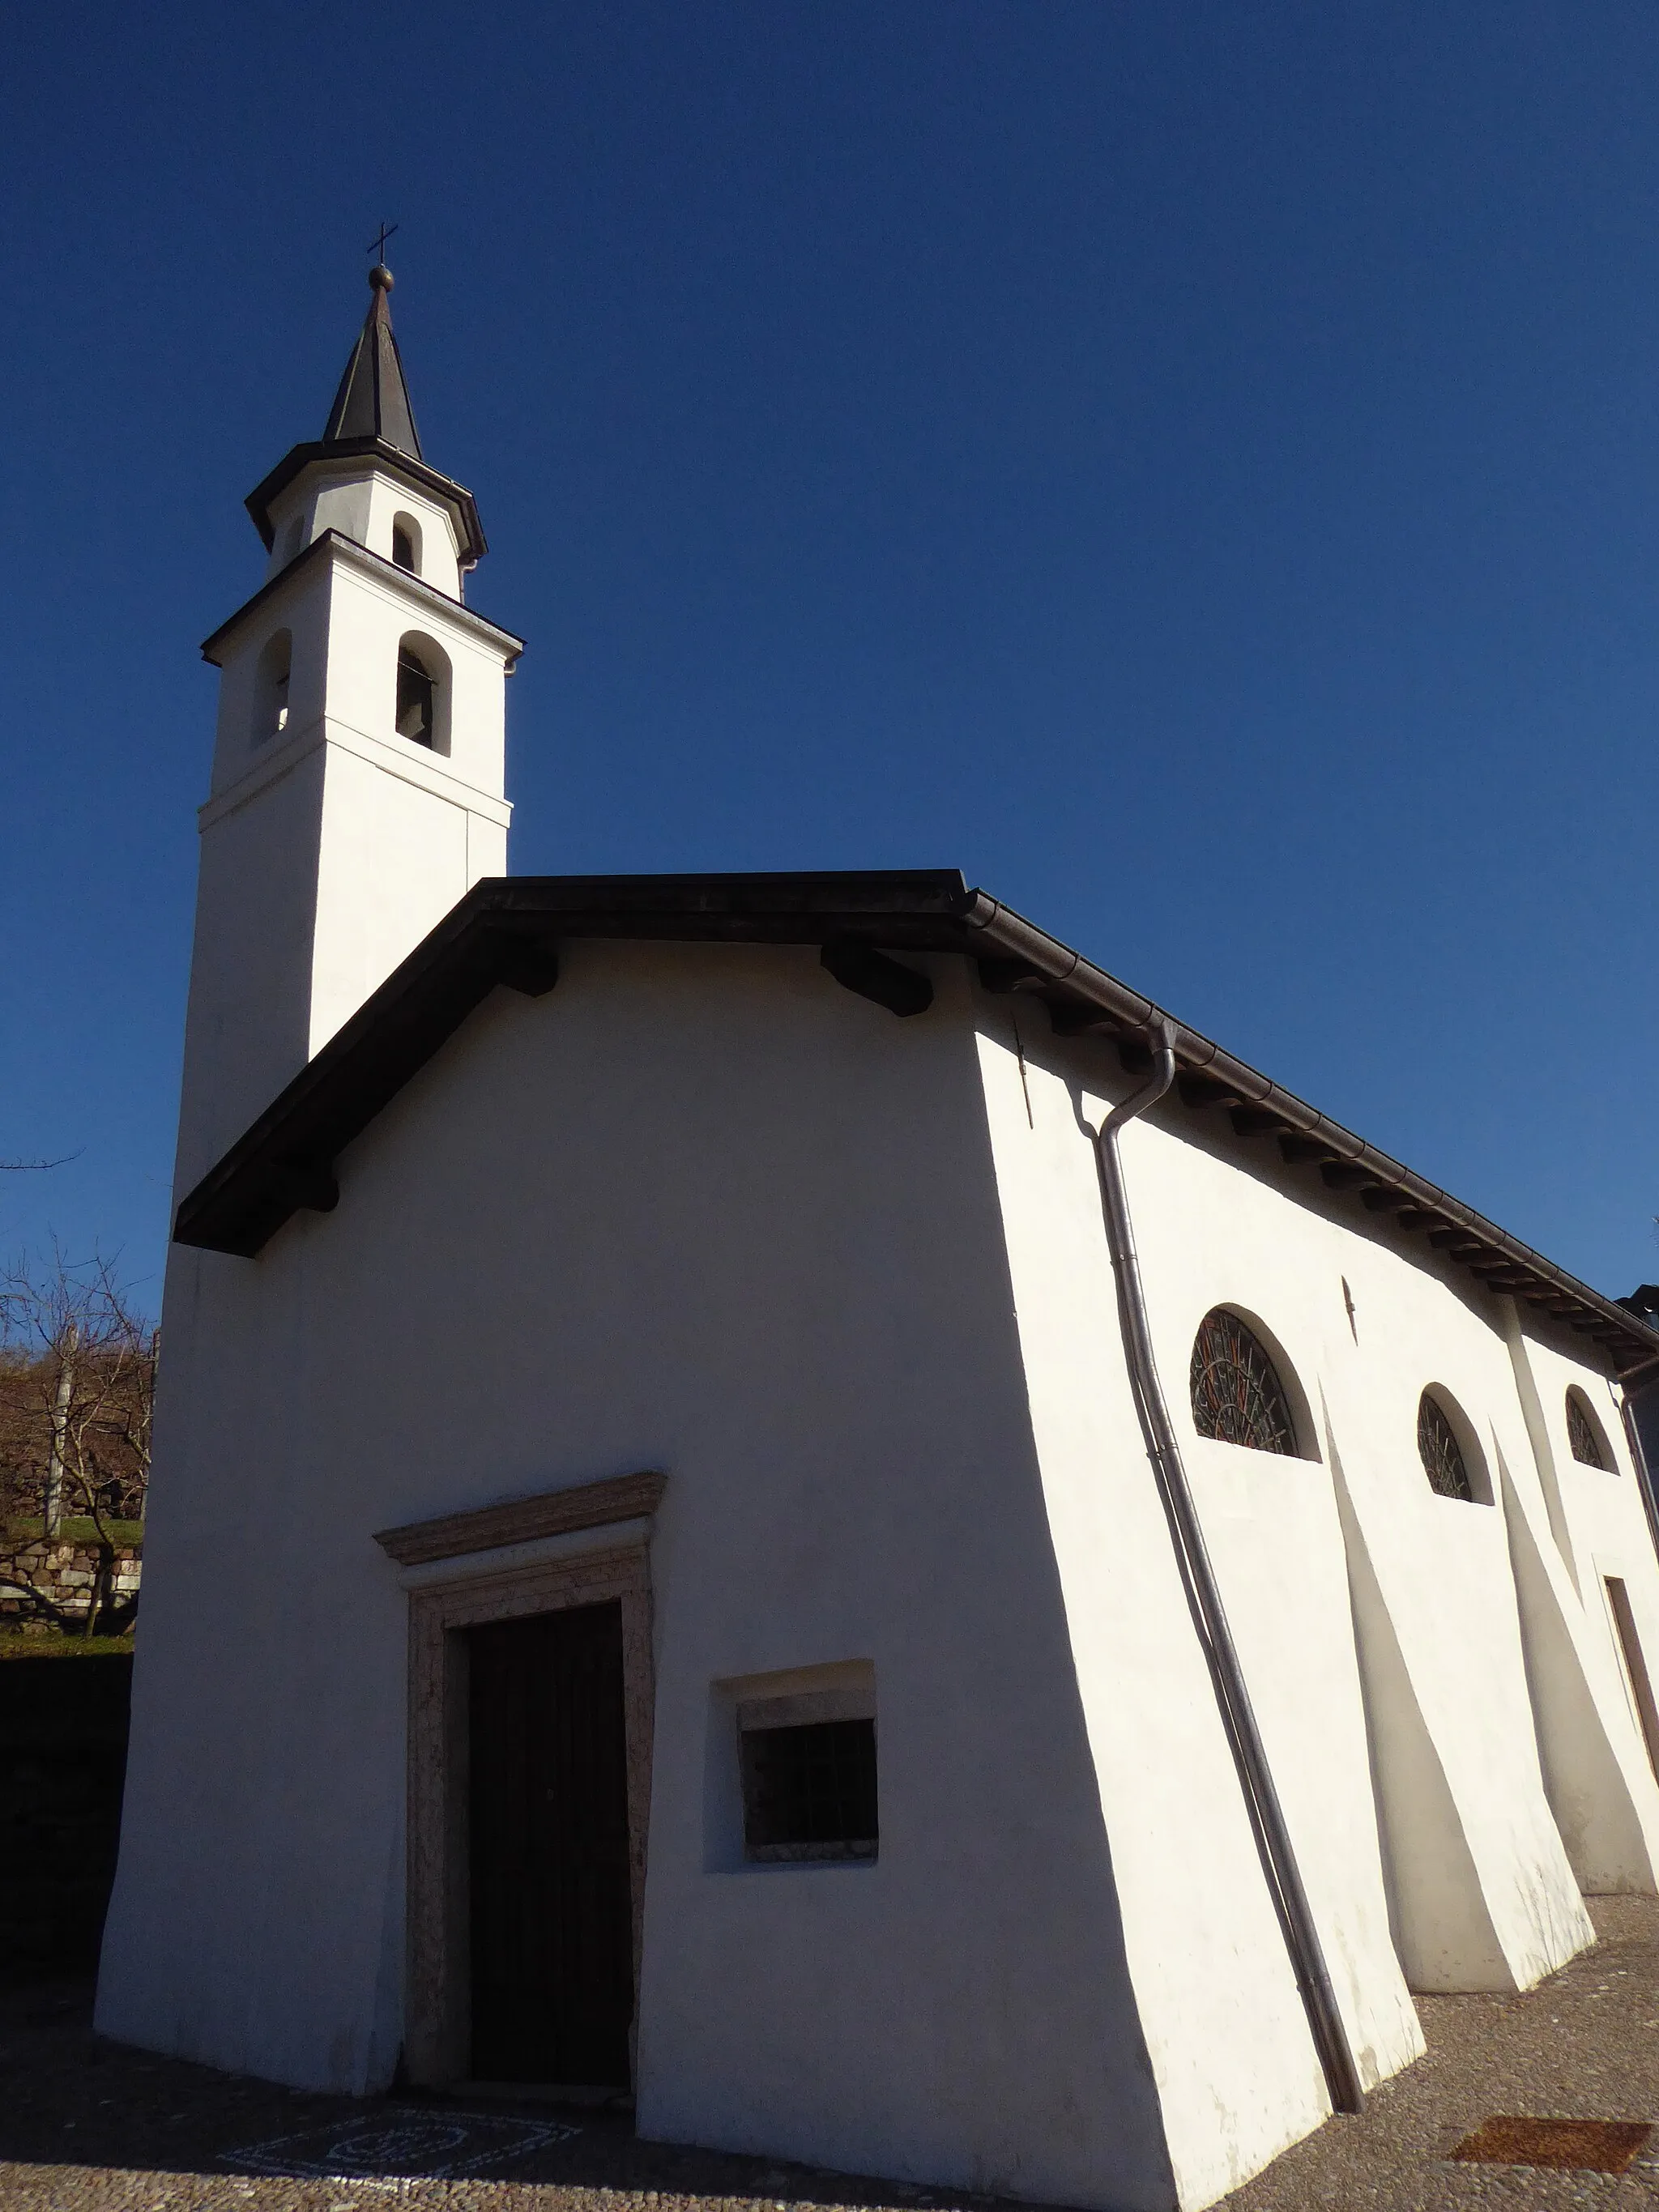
[98,944,1179,2212]
[970,988,1657,2210]
[972,1010,1412,2212]
[1503,1327,1659,1887]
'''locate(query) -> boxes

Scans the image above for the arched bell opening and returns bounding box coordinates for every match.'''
[253,629,292,746]
[394,632,451,755]
[391,512,423,576]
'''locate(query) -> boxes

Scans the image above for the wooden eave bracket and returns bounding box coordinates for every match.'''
[268,1161,339,1216]
[1231,1106,1290,1136]
[1278,1135,1335,1164]
[975,957,1051,995]
[821,939,933,1018]
[484,927,561,998]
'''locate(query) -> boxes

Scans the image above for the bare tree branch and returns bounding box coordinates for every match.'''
[1,1246,154,1638]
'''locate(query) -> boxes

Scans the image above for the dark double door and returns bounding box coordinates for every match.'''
[467,1600,634,2086]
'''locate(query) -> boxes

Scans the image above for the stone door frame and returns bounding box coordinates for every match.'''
[380,1476,663,2086]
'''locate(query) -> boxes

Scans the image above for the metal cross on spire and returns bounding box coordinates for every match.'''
[366,221,399,266]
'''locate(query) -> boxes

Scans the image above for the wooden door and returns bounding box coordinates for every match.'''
[467,1600,633,2085]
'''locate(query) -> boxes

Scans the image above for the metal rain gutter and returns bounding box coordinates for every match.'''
[962,891,1652,1374]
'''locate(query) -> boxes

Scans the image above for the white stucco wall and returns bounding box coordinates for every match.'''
[104,940,1659,2212]
[175,531,513,1187]
[173,744,328,1191]
[104,946,1176,2211]
[967,987,1659,2200]
[973,1012,1417,2209]
[266,464,466,598]
[1502,1328,1659,1890]
[315,556,506,795]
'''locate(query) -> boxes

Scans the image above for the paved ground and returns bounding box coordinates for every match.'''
[2,1897,1657,2210]
[1219,1894,1659,2210]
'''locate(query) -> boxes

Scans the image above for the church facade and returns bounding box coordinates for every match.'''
[98,271,1659,2212]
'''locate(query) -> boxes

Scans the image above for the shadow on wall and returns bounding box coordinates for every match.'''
[1499,1448,1659,1895]
[1325,1422,1512,1993]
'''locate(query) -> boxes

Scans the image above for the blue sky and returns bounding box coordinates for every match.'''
[4,2,1659,1318]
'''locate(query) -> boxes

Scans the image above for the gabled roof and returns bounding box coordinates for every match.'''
[171,870,1659,1380]
[323,266,421,455]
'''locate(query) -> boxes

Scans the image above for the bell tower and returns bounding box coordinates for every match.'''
[174,262,522,1194]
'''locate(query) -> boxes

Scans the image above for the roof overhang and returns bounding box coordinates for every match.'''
[245,437,487,567]
[199,531,524,669]
[170,870,1659,1378]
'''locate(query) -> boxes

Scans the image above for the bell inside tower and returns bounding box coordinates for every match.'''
[396,644,437,746]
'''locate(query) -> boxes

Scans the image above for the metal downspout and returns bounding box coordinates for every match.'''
[1094,1016,1365,2118]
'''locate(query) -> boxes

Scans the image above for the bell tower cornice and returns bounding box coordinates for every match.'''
[245,437,487,570]
[199,528,522,671]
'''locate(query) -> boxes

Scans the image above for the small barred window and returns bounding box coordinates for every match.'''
[740,1720,877,1864]
[1418,1392,1472,1501]
[1190,1310,1299,1455]
[1566,1391,1611,1470]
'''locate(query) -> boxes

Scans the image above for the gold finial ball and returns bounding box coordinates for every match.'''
[369,263,394,292]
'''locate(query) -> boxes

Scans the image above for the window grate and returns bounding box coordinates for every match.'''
[1452,2116,1652,2173]
[740,1719,877,1863]
[1189,1309,1298,1455]
[1567,1392,1610,1469]
[1418,1393,1472,1500]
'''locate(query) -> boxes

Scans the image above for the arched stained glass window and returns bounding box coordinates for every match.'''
[1566,1391,1611,1470]
[1418,1392,1472,1501]
[1189,1310,1299,1455]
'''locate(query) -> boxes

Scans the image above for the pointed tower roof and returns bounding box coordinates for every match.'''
[322,265,423,456]
[245,264,486,569]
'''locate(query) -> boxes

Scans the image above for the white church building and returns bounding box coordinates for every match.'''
[99,267,1659,2212]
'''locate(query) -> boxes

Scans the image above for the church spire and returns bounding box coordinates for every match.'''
[243,262,485,571]
[321,263,422,458]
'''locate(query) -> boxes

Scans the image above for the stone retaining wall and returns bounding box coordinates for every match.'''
[0,1541,142,1633]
